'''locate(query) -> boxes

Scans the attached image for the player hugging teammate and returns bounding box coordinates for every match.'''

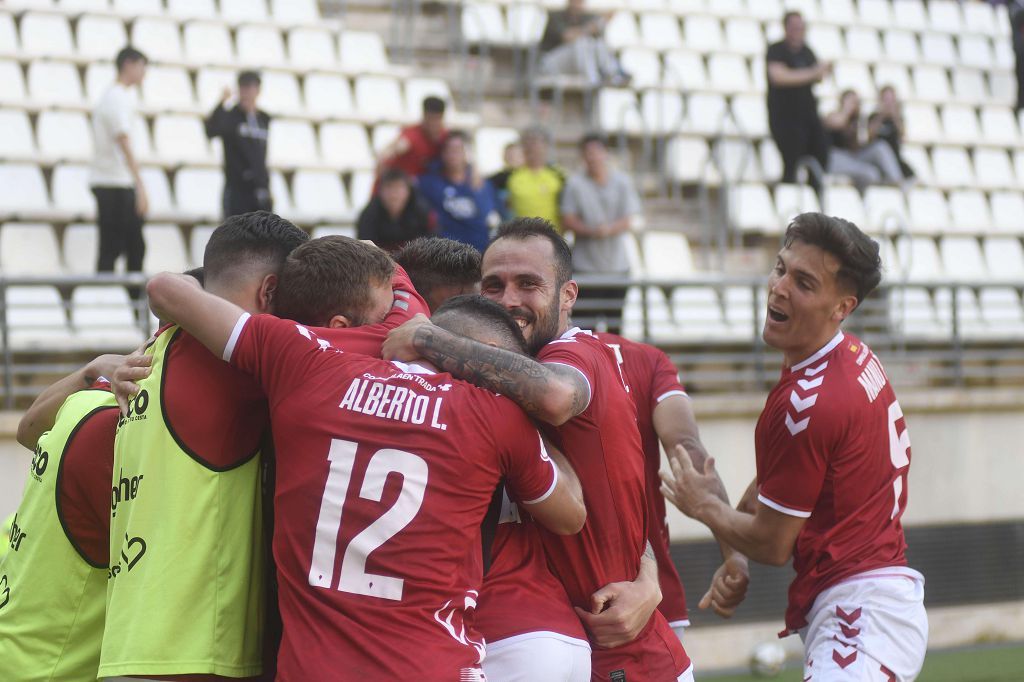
[0,211,926,681]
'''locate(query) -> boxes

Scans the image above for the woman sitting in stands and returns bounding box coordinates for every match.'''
[825,89,907,191]
[868,85,915,180]
[356,168,436,253]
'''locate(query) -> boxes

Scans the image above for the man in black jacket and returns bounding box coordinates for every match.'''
[205,71,272,218]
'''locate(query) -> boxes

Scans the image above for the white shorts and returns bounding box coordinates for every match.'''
[800,567,928,681]
[482,632,591,682]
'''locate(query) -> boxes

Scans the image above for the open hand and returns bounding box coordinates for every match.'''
[659,443,721,520]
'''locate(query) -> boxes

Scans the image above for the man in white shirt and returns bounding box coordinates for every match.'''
[89,46,148,273]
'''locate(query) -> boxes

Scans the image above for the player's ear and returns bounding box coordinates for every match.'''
[258,274,278,314]
[561,279,579,311]
[327,315,351,329]
[833,294,858,322]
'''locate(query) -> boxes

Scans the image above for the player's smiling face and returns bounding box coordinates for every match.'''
[764,240,857,366]
[480,237,572,355]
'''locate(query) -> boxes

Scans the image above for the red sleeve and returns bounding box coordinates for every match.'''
[492,401,558,506]
[226,313,337,401]
[646,345,686,414]
[536,337,600,411]
[387,263,430,322]
[757,409,836,517]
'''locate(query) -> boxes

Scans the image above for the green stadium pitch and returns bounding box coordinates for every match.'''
[704,644,1024,682]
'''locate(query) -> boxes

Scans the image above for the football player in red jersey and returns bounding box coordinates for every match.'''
[661,213,927,681]
[596,332,750,637]
[144,272,588,681]
[385,218,693,681]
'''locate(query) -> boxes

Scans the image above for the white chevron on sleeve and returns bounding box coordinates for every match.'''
[785,412,810,435]
[789,390,818,412]
[804,361,829,376]
[798,377,824,391]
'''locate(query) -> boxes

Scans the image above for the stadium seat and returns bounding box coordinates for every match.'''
[622,232,643,276]
[507,4,547,46]
[723,285,758,336]
[941,105,982,146]
[873,63,912,98]
[857,0,893,29]
[260,71,304,117]
[473,126,518,177]
[959,35,995,71]
[27,61,84,107]
[807,24,845,62]
[319,122,375,171]
[288,27,337,70]
[6,286,72,350]
[311,225,356,239]
[267,119,318,168]
[844,26,882,62]
[404,78,454,122]
[881,30,920,65]
[0,12,18,58]
[111,0,161,14]
[270,0,319,25]
[682,14,723,54]
[911,65,951,104]
[268,170,294,218]
[902,103,942,145]
[662,50,708,92]
[604,11,640,50]
[979,106,1020,147]
[292,170,351,223]
[895,235,943,281]
[991,71,1016,106]
[132,18,184,64]
[641,287,684,344]
[142,224,189,274]
[928,0,963,33]
[920,32,957,67]
[189,224,215,267]
[371,124,400,155]
[665,135,709,184]
[984,237,1024,281]
[671,287,733,340]
[934,287,986,338]
[153,114,211,165]
[973,148,1015,191]
[619,48,662,90]
[0,60,27,107]
[129,115,156,164]
[758,139,784,181]
[711,139,759,184]
[940,234,988,283]
[979,288,1024,337]
[863,186,909,234]
[948,190,994,234]
[891,1,928,32]
[76,15,128,61]
[833,61,874,95]
[774,184,819,226]
[641,231,694,279]
[931,146,975,189]
[237,25,287,68]
[70,285,144,348]
[0,110,36,161]
[907,188,951,235]
[220,0,268,23]
[339,31,392,75]
[183,21,234,66]
[990,191,1024,235]
[354,76,406,123]
[730,184,776,234]
[174,167,223,221]
[964,1,998,36]
[349,171,374,213]
[877,236,903,281]
[899,145,933,186]
[461,3,507,46]
[167,0,217,19]
[684,93,728,136]
[950,68,988,107]
[823,186,867,230]
[0,164,50,220]
[1013,151,1024,189]
[995,34,1015,70]
[730,94,768,138]
[597,88,642,134]
[1,222,62,274]
[51,164,94,218]
[706,53,752,95]
[84,62,115,103]
[301,75,355,120]
[889,287,946,339]
[20,12,75,59]
[139,167,174,218]
[724,17,764,57]
[741,0,782,21]
[62,223,98,274]
[639,12,682,51]
[195,67,236,110]
[141,65,196,111]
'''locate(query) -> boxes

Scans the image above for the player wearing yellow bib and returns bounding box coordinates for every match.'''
[100,212,308,679]
[0,356,121,682]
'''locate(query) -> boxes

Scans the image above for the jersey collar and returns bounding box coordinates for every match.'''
[789,331,845,373]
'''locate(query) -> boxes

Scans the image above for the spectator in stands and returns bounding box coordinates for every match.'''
[378,96,448,178]
[766,11,831,190]
[505,127,566,232]
[395,237,482,313]
[825,90,906,191]
[356,169,436,253]
[538,0,629,88]
[489,141,524,218]
[89,46,148,273]
[417,132,500,254]
[868,85,915,180]
[561,133,641,334]
[205,71,272,218]
[1011,1,1024,111]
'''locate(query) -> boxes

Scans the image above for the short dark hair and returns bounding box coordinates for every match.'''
[275,236,396,327]
[579,132,606,150]
[784,212,882,307]
[203,211,309,283]
[432,294,528,354]
[379,167,411,187]
[423,96,446,115]
[488,218,573,287]
[395,237,481,301]
[442,130,469,147]
[783,10,802,25]
[238,70,261,88]
[183,266,205,287]
[115,46,147,72]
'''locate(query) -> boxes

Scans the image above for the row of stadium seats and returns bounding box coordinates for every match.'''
[3,0,321,26]
[6,284,147,349]
[0,13,386,76]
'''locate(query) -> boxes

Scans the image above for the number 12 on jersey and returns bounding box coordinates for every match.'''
[308,439,429,601]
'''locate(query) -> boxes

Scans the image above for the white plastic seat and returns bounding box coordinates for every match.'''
[189,224,215,267]
[931,146,976,190]
[706,53,751,94]
[759,139,784,182]
[844,26,882,62]
[641,231,694,280]
[270,0,319,25]
[724,17,764,57]
[774,184,820,227]
[1,222,61,274]
[220,0,268,23]
[622,287,680,343]
[682,14,722,54]
[142,224,189,274]
[27,61,83,107]
[991,71,1016,107]
[949,190,994,234]
[990,191,1024,235]
[730,184,776,234]
[928,0,963,33]
[622,232,643,277]
[823,186,867,230]
[268,170,293,219]
[895,235,943,282]
[900,145,933,186]
[935,287,986,338]
[167,0,217,19]
[639,12,682,51]
[507,4,547,45]
[288,27,337,70]
[111,0,161,14]
[995,35,1015,71]
[711,139,759,184]
[183,21,233,65]
[979,288,1024,336]
[902,104,942,145]
[907,188,951,235]
[76,15,128,61]
[723,285,758,336]
[920,32,956,67]
[292,170,351,223]
[311,225,356,239]
[964,2,998,36]
[63,223,98,274]
[6,286,72,350]
[941,105,982,147]
[260,71,304,117]
[807,24,845,62]
[349,171,374,213]
[662,50,707,92]
[940,236,988,281]
[371,124,400,156]
[857,0,893,28]
[0,164,49,219]
[84,62,116,103]
[474,127,518,177]
[1014,151,1024,189]
[153,115,211,165]
[237,24,286,68]
[891,1,928,32]
[132,18,183,63]
[141,65,195,110]
[685,93,727,136]
[71,285,143,347]
[598,88,642,134]
[0,110,35,160]
[319,123,374,171]
[881,30,919,65]
[872,63,911,98]
[354,76,405,123]
[863,186,909,234]
[304,74,355,120]
[20,12,74,58]
[671,287,732,340]
[832,61,874,94]
[267,119,318,168]
[0,60,27,107]
[0,12,17,58]
[174,167,223,220]
[139,167,173,217]
[665,135,709,183]
[979,106,1020,147]
[51,164,94,217]
[890,286,946,339]
[951,68,989,106]
[730,94,768,138]
[973,148,1015,190]
[604,11,640,50]
[195,67,235,110]
[911,65,951,104]
[461,2,507,45]
[404,78,453,121]
[619,48,661,90]
[984,237,1024,280]
[339,31,392,74]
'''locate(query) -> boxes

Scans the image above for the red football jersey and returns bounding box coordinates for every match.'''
[755,332,912,632]
[227,313,558,681]
[597,332,690,627]
[536,328,690,679]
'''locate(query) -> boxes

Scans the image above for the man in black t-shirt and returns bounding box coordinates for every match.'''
[205,71,272,218]
[766,12,831,189]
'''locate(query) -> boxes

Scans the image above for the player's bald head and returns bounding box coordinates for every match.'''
[203,211,309,288]
[431,295,528,354]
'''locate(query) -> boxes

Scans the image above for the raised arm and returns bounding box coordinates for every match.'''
[146,272,245,359]
[383,316,590,426]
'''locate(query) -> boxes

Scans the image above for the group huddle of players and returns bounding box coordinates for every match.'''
[0,211,928,681]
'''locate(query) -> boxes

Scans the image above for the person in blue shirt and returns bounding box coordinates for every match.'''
[417,131,500,254]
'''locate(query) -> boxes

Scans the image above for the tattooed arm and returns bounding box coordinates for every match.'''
[383,315,589,426]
